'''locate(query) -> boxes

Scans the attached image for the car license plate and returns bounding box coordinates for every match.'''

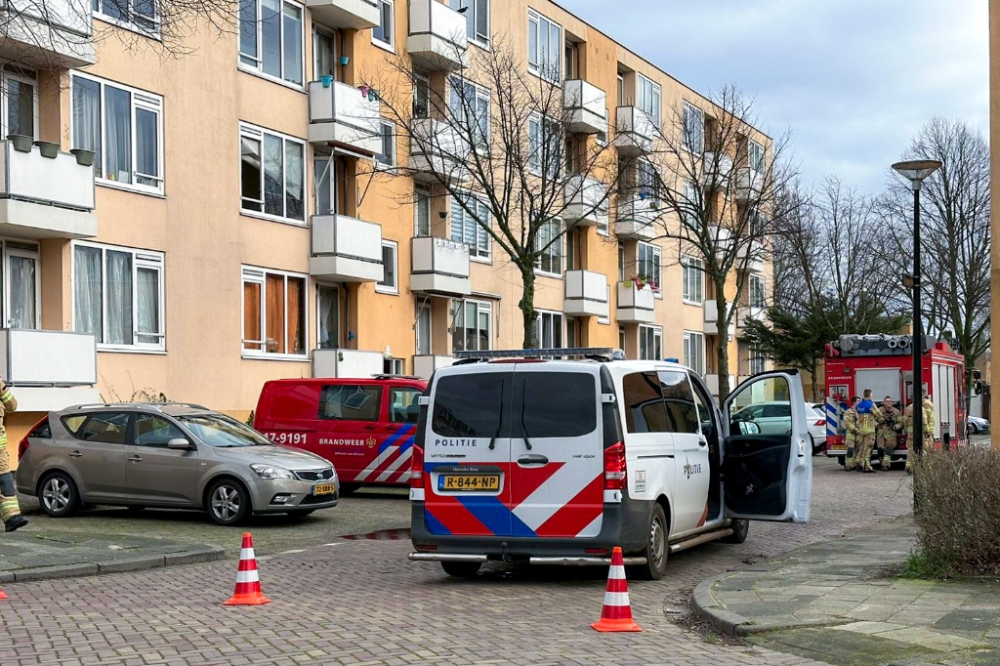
[438,474,500,492]
[830,445,846,451]
[312,483,336,495]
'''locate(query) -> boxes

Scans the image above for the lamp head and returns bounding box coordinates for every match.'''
[892,159,942,190]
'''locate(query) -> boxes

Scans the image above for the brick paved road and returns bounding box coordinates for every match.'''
[0,457,913,666]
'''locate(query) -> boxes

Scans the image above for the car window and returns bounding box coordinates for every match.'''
[518,372,596,438]
[389,387,422,424]
[176,414,271,447]
[62,414,87,435]
[28,417,52,439]
[75,413,131,444]
[763,404,791,418]
[622,371,669,434]
[729,377,792,433]
[658,370,699,434]
[432,373,508,438]
[134,414,187,448]
[689,374,718,439]
[318,385,382,421]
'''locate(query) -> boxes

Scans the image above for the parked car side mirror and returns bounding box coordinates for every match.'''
[167,438,192,450]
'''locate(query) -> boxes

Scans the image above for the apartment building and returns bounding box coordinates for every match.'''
[0,0,772,460]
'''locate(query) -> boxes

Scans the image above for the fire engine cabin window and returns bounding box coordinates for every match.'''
[389,387,421,424]
[517,372,596,439]
[658,370,699,434]
[432,373,508,438]
[622,371,669,434]
[318,385,382,421]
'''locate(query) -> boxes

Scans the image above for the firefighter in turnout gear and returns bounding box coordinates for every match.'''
[843,396,861,471]
[877,396,903,469]
[904,391,936,473]
[0,379,26,532]
[853,389,882,473]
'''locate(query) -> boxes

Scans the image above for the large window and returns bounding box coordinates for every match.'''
[749,273,766,308]
[0,241,39,330]
[639,325,662,361]
[528,9,562,82]
[536,311,563,348]
[683,102,704,155]
[73,242,165,352]
[376,121,395,166]
[529,113,561,178]
[372,0,393,49]
[240,123,305,223]
[682,256,704,304]
[637,74,661,128]
[683,331,705,376]
[1,67,37,139]
[377,240,398,294]
[637,242,660,292]
[92,0,157,33]
[449,77,489,151]
[317,284,339,349]
[452,299,491,352]
[451,194,491,260]
[414,188,431,236]
[449,0,488,46]
[533,219,563,276]
[242,266,306,357]
[748,139,765,173]
[239,0,304,85]
[71,73,163,194]
[415,304,432,355]
[749,345,767,375]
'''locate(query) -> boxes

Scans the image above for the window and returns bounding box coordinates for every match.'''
[376,121,395,166]
[566,317,579,347]
[313,154,335,215]
[317,285,340,349]
[565,228,581,271]
[536,311,563,348]
[616,74,624,107]
[389,386,421,423]
[749,274,766,308]
[533,219,563,276]
[73,242,165,351]
[414,188,431,236]
[683,331,705,376]
[415,304,432,355]
[449,77,489,151]
[452,299,491,352]
[529,113,561,178]
[74,412,130,444]
[636,160,658,200]
[637,74,661,127]
[313,29,337,80]
[432,373,505,437]
[564,41,577,80]
[528,9,562,82]
[749,345,767,375]
[240,123,305,222]
[639,325,662,361]
[618,325,626,352]
[658,370,699,434]
[71,73,163,194]
[242,266,306,357]
[0,240,40,330]
[134,414,186,448]
[92,0,157,32]
[451,193,491,259]
[748,140,765,173]
[239,0,304,85]
[622,371,668,434]
[377,240,398,294]
[177,414,273,447]
[682,256,704,304]
[372,0,393,48]
[598,288,611,325]
[384,358,404,374]
[2,66,37,139]
[449,0,488,46]
[617,241,626,282]
[518,372,596,438]
[413,73,430,118]
[683,103,704,154]
[318,384,382,421]
[637,242,660,291]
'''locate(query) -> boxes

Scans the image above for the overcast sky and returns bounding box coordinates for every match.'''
[559,0,989,195]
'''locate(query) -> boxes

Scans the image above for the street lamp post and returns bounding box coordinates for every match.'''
[891,160,942,465]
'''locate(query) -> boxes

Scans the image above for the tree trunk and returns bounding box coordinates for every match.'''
[519,267,538,349]
[716,288,732,400]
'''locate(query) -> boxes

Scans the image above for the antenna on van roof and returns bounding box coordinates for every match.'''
[453,347,626,363]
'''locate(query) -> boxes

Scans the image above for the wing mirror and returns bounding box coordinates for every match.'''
[739,421,761,436]
[167,438,193,450]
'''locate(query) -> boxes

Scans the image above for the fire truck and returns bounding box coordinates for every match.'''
[822,334,968,468]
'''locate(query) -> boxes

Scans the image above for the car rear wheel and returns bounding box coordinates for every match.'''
[38,472,80,518]
[207,479,251,526]
[441,561,482,578]
[630,504,668,581]
[722,519,749,544]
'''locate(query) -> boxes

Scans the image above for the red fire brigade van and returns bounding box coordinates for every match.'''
[823,335,967,467]
[253,376,427,493]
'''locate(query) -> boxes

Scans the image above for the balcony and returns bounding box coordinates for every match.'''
[407,0,468,71]
[705,373,737,397]
[704,300,735,337]
[737,305,767,332]
[615,195,659,240]
[736,167,764,203]
[307,80,381,154]
[701,152,734,189]
[305,0,380,29]
[563,80,607,135]
[614,107,656,155]
[409,118,469,184]
[563,176,608,228]
[413,355,454,379]
[310,215,384,283]
[0,329,99,411]
[565,270,610,319]
[0,0,95,68]
[313,349,384,379]
[736,239,765,272]
[0,141,97,239]
[410,236,471,296]
[616,281,655,324]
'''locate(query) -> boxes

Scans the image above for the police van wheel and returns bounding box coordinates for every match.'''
[441,561,481,578]
[722,519,749,544]
[630,504,668,581]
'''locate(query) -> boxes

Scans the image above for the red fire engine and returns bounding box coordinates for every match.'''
[823,334,967,468]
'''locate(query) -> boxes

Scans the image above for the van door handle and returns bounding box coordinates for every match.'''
[517,454,549,466]
[128,455,143,463]
[363,425,377,431]
[68,451,83,458]
[698,438,708,447]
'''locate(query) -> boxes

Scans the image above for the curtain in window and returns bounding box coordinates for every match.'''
[287,277,304,354]
[263,134,284,216]
[261,0,282,78]
[137,267,159,344]
[243,281,261,350]
[265,274,285,353]
[282,3,303,85]
[72,78,101,173]
[106,251,133,345]
[135,108,158,187]
[8,256,36,329]
[74,246,103,342]
[104,86,132,183]
[318,286,338,349]
[285,140,304,220]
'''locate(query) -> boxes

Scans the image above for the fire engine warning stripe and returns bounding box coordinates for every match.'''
[378,424,415,455]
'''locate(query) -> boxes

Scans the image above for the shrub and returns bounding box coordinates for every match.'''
[912,446,1000,577]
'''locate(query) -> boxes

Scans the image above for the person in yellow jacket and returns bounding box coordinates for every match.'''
[853,389,882,473]
[876,396,904,469]
[842,396,860,471]
[0,378,27,532]
[904,391,936,473]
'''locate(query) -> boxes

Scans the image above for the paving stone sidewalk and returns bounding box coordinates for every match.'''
[0,529,223,582]
[693,514,1000,666]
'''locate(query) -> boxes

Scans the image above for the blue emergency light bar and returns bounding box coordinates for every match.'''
[453,347,626,362]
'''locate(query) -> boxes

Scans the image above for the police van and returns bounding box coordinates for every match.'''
[407,348,812,580]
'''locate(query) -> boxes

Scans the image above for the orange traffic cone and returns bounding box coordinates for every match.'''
[224,532,271,606]
[0,587,7,600]
[591,546,641,632]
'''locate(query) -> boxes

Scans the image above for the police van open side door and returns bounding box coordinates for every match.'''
[722,372,812,523]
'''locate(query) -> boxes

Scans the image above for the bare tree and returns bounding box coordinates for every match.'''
[363,37,620,348]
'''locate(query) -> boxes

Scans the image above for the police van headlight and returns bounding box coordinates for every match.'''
[250,464,295,480]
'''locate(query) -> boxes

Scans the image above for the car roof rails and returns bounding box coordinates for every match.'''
[67,402,210,412]
[371,374,423,381]
[453,347,626,364]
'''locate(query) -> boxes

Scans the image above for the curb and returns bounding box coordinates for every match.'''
[2,545,225,584]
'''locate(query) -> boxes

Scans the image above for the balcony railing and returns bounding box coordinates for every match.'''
[0,0,95,67]
[565,270,609,319]
[310,214,384,283]
[737,305,767,331]
[0,141,97,239]
[615,194,659,239]
[736,167,764,203]
[563,176,608,228]
[616,281,655,324]
[413,354,454,379]
[307,80,381,154]
[410,236,471,296]
[409,118,470,184]
[304,0,380,30]
[0,329,96,387]
[736,238,765,272]
[407,0,468,71]
[313,349,384,379]
[614,106,656,155]
[701,152,734,189]
[564,80,607,135]
[704,300,735,337]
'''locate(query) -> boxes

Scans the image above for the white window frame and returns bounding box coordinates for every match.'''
[450,0,489,47]
[414,187,431,236]
[529,112,561,179]
[372,0,394,51]
[316,283,340,350]
[535,310,564,349]
[682,255,704,305]
[637,74,661,128]
[598,285,611,325]
[72,240,166,353]
[533,219,563,277]
[639,324,662,361]
[91,0,159,36]
[636,241,661,294]
[683,330,705,376]
[0,240,40,330]
[749,273,766,308]
[70,72,164,196]
[527,9,562,83]
[241,265,309,359]
[452,299,492,352]
[1,67,39,140]
[748,139,765,173]
[237,0,305,87]
[450,192,491,261]
[376,240,399,294]
[415,302,432,355]
[239,122,307,224]
[749,345,767,376]
[449,77,490,152]
[376,120,396,166]
[683,102,704,155]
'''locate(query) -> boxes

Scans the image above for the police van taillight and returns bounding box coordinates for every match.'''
[410,444,425,488]
[604,442,626,490]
